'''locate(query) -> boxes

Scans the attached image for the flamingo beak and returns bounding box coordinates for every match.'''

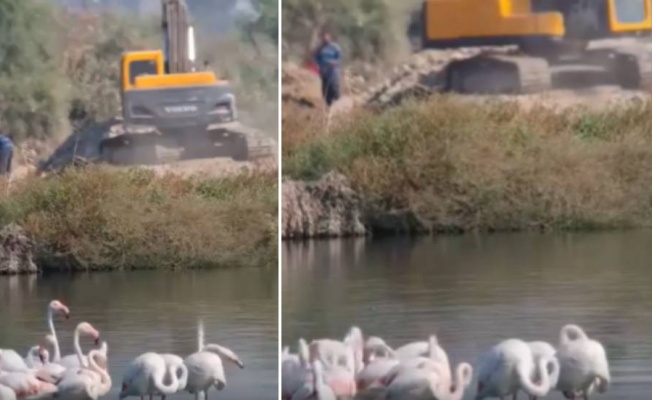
[94,336,100,346]
[237,360,244,369]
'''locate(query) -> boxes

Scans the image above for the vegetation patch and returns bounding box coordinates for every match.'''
[0,167,277,271]
[283,96,652,232]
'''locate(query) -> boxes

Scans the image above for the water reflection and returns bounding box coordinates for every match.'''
[282,232,652,399]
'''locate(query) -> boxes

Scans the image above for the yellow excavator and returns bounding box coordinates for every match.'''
[417,0,652,94]
[99,0,249,164]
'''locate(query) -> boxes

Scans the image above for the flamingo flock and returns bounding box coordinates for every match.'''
[282,324,610,400]
[0,299,244,400]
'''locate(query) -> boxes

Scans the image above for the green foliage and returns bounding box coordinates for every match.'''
[282,0,419,63]
[0,0,67,141]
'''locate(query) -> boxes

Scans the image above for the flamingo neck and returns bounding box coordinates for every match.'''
[87,350,111,394]
[47,308,61,362]
[73,326,86,367]
[448,364,471,400]
[517,358,550,398]
[152,364,179,395]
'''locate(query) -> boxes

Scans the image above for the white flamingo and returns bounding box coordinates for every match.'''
[555,324,610,400]
[0,384,16,400]
[475,338,557,400]
[394,335,452,386]
[385,361,473,400]
[290,359,336,400]
[527,341,560,400]
[282,339,311,400]
[56,349,111,400]
[184,320,244,400]
[46,300,70,363]
[159,353,189,396]
[119,352,179,400]
[0,370,58,399]
[0,350,29,373]
[309,326,363,374]
[57,323,101,369]
[23,346,47,370]
[363,336,395,363]
[356,357,400,391]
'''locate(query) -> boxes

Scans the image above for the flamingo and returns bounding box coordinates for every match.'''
[356,358,400,392]
[309,326,363,374]
[290,359,336,400]
[158,353,188,397]
[0,370,58,399]
[385,361,473,400]
[394,335,452,386]
[23,346,47,370]
[34,335,71,385]
[0,350,29,373]
[363,336,395,364]
[184,320,244,400]
[119,352,179,400]
[475,338,556,400]
[282,339,311,400]
[555,325,610,400]
[46,300,70,363]
[527,341,560,400]
[57,323,101,369]
[56,349,111,400]
[0,384,15,400]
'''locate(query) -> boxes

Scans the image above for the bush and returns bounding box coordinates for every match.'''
[0,167,277,271]
[283,96,652,232]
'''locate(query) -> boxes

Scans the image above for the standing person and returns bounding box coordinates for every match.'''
[313,31,342,108]
[0,133,14,177]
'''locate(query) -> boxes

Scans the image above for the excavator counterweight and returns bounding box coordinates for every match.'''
[412,0,652,95]
[98,0,269,165]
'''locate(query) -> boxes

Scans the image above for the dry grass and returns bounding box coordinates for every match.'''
[283,96,652,232]
[0,167,277,271]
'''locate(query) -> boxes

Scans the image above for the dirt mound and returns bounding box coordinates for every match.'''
[282,172,366,239]
[282,62,323,109]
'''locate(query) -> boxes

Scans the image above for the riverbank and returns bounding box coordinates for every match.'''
[0,166,277,273]
[282,95,652,238]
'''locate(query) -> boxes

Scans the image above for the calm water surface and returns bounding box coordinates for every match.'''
[282,232,652,399]
[0,268,277,399]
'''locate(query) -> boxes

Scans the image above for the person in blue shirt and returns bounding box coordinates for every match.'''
[313,31,342,107]
[0,134,14,176]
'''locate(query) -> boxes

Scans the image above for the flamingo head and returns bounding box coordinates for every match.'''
[38,345,50,364]
[49,300,70,319]
[78,322,101,345]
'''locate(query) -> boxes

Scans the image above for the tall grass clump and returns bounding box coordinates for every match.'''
[0,167,277,271]
[283,96,652,232]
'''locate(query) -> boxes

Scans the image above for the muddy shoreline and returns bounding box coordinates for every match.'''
[282,172,439,240]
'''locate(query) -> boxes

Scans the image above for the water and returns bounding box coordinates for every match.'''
[282,232,652,399]
[0,268,278,399]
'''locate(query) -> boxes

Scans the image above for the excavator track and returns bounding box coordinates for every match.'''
[610,47,652,92]
[445,54,552,94]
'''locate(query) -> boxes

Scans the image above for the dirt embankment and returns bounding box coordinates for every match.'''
[282,173,435,239]
[4,116,278,274]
